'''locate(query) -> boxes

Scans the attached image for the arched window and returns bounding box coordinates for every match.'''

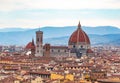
[37,38,39,42]
[73,45,75,48]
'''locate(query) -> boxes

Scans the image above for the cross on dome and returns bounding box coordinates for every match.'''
[78,21,81,29]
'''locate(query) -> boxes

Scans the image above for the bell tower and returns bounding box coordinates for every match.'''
[35,30,43,56]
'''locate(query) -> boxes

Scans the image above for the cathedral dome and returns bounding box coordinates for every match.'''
[69,22,90,45]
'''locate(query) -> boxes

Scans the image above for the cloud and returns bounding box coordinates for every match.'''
[0,0,120,12]
[0,0,120,28]
[0,17,120,28]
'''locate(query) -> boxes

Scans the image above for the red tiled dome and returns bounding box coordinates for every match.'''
[26,39,35,49]
[69,22,90,44]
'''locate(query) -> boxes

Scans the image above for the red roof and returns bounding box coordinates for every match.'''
[29,71,50,75]
[26,42,35,49]
[69,22,90,44]
[50,46,68,49]
[87,49,93,53]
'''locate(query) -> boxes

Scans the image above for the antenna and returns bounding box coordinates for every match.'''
[39,26,40,31]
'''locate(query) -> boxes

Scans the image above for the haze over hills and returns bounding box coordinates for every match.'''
[0,28,29,32]
[0,26,120,46]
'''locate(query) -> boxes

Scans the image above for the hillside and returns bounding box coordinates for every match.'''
[44,34,120,46]
[0,26,120,46]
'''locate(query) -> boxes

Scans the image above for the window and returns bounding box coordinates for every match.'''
[64,50,66,52]
[58,50,60,52]
[51,49,54,52]
[37,50,39,53]
[41,37,42,42]
[37,38,39,42]
[37,45,39,47]
[81,46,83,48]
[73,45,75,48]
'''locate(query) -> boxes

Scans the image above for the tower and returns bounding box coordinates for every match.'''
[35,30,43,56]
[43,43,50,57]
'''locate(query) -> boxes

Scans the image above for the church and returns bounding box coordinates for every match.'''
[26,21,93,58]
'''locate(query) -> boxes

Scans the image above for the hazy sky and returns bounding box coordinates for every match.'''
[0,0,120,28]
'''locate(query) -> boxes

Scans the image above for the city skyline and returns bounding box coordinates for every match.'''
[0,1,120,82]
[0,0,120,28]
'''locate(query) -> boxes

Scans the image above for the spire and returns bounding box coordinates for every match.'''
[77,21,81,46]
[32,38,34,45]
[78,21,81,29]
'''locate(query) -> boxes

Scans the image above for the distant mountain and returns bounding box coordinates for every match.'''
[44,36,69,46]
[83,26,120,35]
[44,34,120,46]
[109,39,120,45]
[0,28,29,32]
[0,26,120,46]
[40,26,120,38]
